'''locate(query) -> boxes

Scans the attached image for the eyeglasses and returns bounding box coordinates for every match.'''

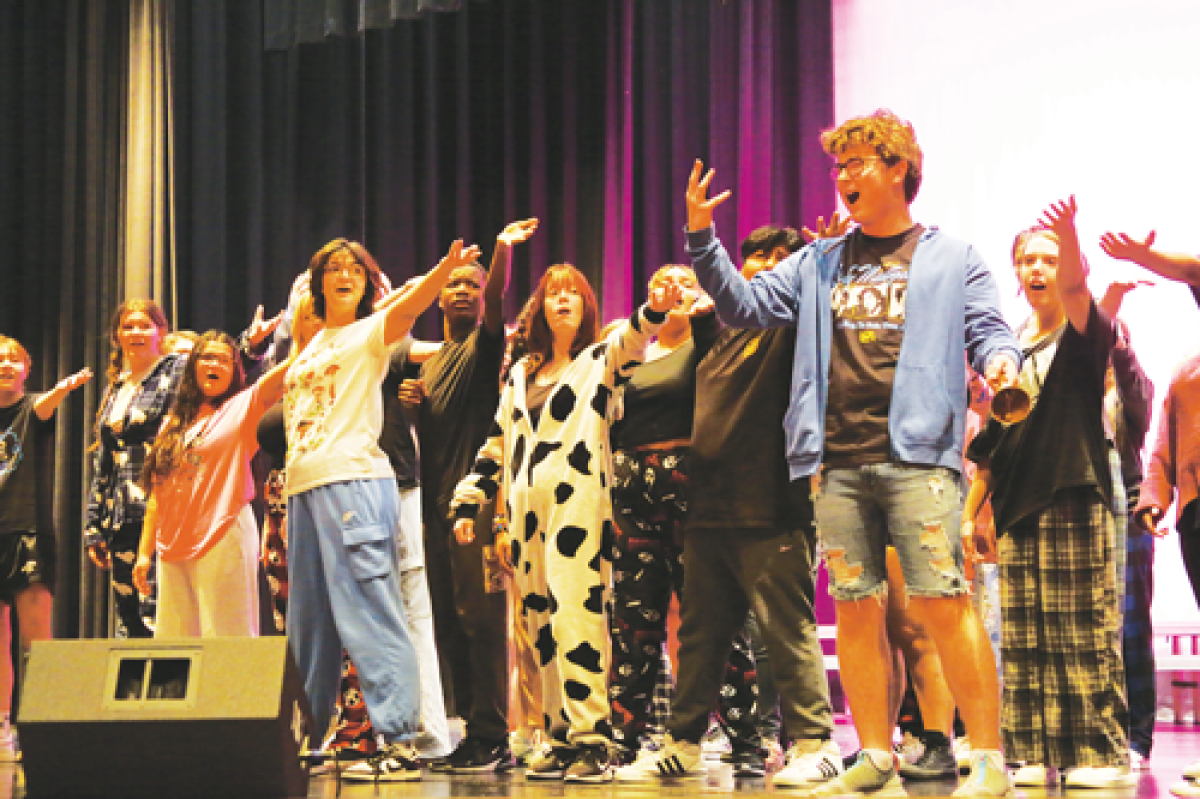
[829,156,882,180]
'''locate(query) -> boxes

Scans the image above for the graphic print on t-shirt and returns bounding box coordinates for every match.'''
[286,341,344,458]
[0,428,21,488]
[823,225,922,468]
[830,258,908,342]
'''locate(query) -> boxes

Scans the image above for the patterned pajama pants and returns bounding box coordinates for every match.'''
[999,487,1129,769]
[609,447,762,749]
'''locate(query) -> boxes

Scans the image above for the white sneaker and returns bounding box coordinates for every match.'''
[1063,765,1138,788]
[700,726,730,761]
[1186,759,1200,781]
[1172,780,1200,798]
[764,739,786,774]
[773,738,844,787]
[649,734,706,779]
[614,745,663,782]
[341,742,422,782]
[894,731,924,765]
[1130,750,1150,771]
[1010,763,1054,786]
[954,736,973,774]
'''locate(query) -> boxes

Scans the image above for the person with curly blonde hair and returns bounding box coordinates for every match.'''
[678,109,1020,796]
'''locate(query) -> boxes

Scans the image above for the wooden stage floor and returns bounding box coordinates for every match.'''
[2,722,1195,797]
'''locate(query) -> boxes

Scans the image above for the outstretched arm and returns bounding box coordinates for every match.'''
[1040,196,1091,335]
[383,240,483,347]
[484,219,539,335]
[33,367,93,420]
[255,353,296,408]
[1100,230,1200,287]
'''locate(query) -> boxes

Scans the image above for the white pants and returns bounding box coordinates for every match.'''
[397,486,452,758]
[155,505,260,638]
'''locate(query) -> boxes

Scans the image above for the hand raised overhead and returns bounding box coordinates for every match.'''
[685,159,731,232]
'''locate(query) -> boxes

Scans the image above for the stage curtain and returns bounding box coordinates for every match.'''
[0,0,132,642]
[173,0,832,335]
[0,0,833,639]
[124,0,177,315]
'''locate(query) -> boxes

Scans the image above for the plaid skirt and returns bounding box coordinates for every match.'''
[999,486,1129,768]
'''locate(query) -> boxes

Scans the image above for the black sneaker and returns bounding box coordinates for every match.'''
[432,736,515,774]
[897,737,957,780]
[341,742,422,782]
[563,745,613,783]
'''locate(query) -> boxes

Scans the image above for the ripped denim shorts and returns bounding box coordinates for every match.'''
[813,462,969,602]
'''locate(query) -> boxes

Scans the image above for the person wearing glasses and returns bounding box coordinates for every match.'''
[283,237,480,782]
[134,331,291,637]
[675,110,1020,797]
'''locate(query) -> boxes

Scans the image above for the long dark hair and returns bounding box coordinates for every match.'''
[307,239,386,321]
[524,264,598,377]
[141,331,245,488]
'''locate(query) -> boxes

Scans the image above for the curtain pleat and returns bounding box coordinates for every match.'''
[125,0,175,314]
[1,0,833,642]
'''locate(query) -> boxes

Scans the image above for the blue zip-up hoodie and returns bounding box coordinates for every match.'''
[686,225,1021,481]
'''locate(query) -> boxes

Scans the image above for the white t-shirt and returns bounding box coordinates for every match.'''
[283,312,395,496]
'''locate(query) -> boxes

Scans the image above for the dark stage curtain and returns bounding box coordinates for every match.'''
[0,0,832,640]
[173,0,833,337]
[0,0,131,643]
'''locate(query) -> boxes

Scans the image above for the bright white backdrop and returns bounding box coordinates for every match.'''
[834,0,1200,623]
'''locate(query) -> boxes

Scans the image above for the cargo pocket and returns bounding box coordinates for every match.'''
[342,523,392,582]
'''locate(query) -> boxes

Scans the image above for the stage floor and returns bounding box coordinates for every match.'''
[3,723,1196,797]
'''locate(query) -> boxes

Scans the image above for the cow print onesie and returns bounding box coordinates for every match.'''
[452,304,665,748]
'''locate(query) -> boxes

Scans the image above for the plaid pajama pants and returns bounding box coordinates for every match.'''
[999,486,1129,768]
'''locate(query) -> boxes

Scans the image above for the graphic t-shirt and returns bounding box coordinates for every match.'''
[0,395,54,536]
[284,312,396,496]
[153,384,268,561]
[823,224,923,468]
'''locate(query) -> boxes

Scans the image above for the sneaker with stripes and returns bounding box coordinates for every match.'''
[773,738,844,787]
[649,735,706,779]
[808,750,906,797]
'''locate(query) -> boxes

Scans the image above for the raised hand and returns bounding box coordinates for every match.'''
[498,218,539,247]
[1039,196,1078,238]
[246,305,284,348]
[1100,230,1157,264]
[442,239,483,271]
[685,159,732,232]
[648,279,685,315]
[801,211,851,243]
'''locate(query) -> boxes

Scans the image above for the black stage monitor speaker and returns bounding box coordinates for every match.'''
[20,636,311,798]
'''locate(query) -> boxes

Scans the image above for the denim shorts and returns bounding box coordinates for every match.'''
[813,462,969,601]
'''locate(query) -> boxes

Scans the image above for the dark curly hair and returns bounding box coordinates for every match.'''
[141,331,246,488]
